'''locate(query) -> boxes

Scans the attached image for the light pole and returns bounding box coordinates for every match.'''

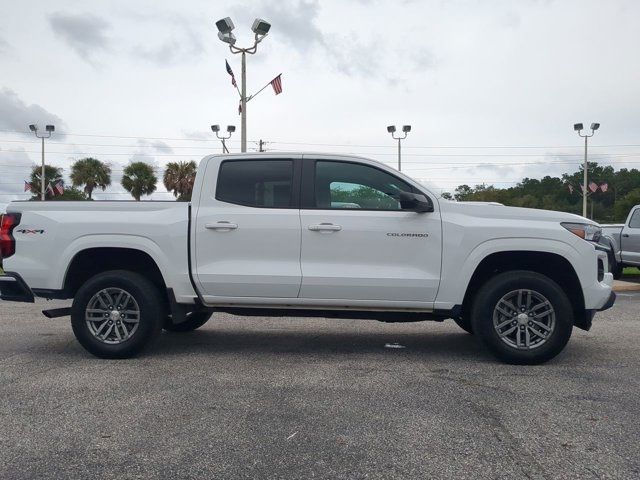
[387,125,411,171]
[215,17,271,153]
[29,124,55,201]
[211,125,236,153]
[574,122,600,217]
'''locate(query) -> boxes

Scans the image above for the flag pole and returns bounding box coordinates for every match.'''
[247,73,282,103]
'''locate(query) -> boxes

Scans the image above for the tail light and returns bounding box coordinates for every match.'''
[0,213,21,259]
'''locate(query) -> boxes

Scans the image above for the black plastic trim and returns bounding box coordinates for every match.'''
[213,306,459,323]
[32,288,69,300]
[598,291,616,311]
[0,271,35,303]
[42,307,71,318]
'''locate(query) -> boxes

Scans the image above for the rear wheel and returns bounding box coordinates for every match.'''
[163,311,213,332]
[471,270,573,365]
[71,270,163,358]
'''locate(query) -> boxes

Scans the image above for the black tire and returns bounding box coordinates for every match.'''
[71,270,164,359]
[163,311,213,332]
[605,245,624,280]
[470,270,573,365]
[453,313,474,334]
[609,255,623,280]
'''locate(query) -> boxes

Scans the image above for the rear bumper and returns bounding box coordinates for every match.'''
[0,272,35,303]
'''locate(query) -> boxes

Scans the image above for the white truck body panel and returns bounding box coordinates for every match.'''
[3,153,613,315]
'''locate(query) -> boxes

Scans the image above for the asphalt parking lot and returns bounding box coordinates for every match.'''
[1,295,639,480]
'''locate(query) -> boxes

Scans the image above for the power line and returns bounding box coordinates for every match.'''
[4,148,640,159]
[1,128,639,149]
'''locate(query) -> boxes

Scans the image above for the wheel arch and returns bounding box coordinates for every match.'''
[461,250,588,330]
[63,247,168,300]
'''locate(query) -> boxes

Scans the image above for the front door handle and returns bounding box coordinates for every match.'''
[205,221,238,231]
[308,223,342,232]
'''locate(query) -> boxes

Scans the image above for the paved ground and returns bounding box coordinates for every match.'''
[1,295,639,480]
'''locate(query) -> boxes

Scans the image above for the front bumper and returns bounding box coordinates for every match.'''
[598,291,616,312]
[0,272,35,303]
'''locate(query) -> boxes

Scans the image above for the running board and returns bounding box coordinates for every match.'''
[42,307,71,319]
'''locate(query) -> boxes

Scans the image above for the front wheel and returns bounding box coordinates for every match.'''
[608,254,623,280]
[471,271,573,365]
[71,270,164,358]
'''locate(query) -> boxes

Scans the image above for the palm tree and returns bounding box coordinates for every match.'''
[163,161,197,201]
[121,162,157,201]
[29,165,63,200]
[70,157,111,199]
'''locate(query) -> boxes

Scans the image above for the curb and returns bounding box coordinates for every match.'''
[613,281,640,292]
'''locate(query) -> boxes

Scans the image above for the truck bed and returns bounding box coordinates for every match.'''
[4,201,191,297]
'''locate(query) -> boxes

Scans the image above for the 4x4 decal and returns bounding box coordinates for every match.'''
[16,229,45,235]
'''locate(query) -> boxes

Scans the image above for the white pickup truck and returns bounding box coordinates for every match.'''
[0,153,615,364]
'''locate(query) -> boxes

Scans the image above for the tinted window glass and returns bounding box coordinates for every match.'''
[315,161,412,210]
[629,210,640,228]
[217,160,293,208]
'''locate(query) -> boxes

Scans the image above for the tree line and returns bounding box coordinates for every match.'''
[23,158,640,221]
[442,162,640,223]
[27,159,197,202]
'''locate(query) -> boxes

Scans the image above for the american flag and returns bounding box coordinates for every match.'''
[46,182,55,196]
[270,74,283,95]
[589,181,598,193]
[24,180,32,192]
[600,182,609,192]
[55,180,64,195]
[225,60,237,88]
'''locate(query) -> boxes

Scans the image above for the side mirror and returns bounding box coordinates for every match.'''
[399,191,434,213]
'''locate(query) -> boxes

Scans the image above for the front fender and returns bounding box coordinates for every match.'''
[435,237,584,308]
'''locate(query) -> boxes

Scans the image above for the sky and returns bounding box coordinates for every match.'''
[1,0,640,209]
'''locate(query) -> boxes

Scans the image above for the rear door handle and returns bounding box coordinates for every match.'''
[308,223,342,232]
[622,234,630,238]
[205,221,238,231]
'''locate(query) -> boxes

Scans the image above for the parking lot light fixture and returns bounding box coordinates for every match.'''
[215,16,271,153]
[212,123,235,153]
[574,122,601,218]
[28,123,55,201]
[387,124,411,171]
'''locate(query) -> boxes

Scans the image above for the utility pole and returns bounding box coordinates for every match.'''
[573,122,600,217]
[386,125,412,171]
[28,124,55,201]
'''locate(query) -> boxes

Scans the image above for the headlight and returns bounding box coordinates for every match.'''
[561,222,602,242]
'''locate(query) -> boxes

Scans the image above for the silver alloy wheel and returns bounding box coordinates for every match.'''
[492,289,556,350]
[85,288,140,345]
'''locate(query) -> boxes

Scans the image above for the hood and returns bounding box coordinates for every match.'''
[439,200,598,226]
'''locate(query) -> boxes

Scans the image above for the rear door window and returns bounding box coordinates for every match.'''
[216,160,294,208]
